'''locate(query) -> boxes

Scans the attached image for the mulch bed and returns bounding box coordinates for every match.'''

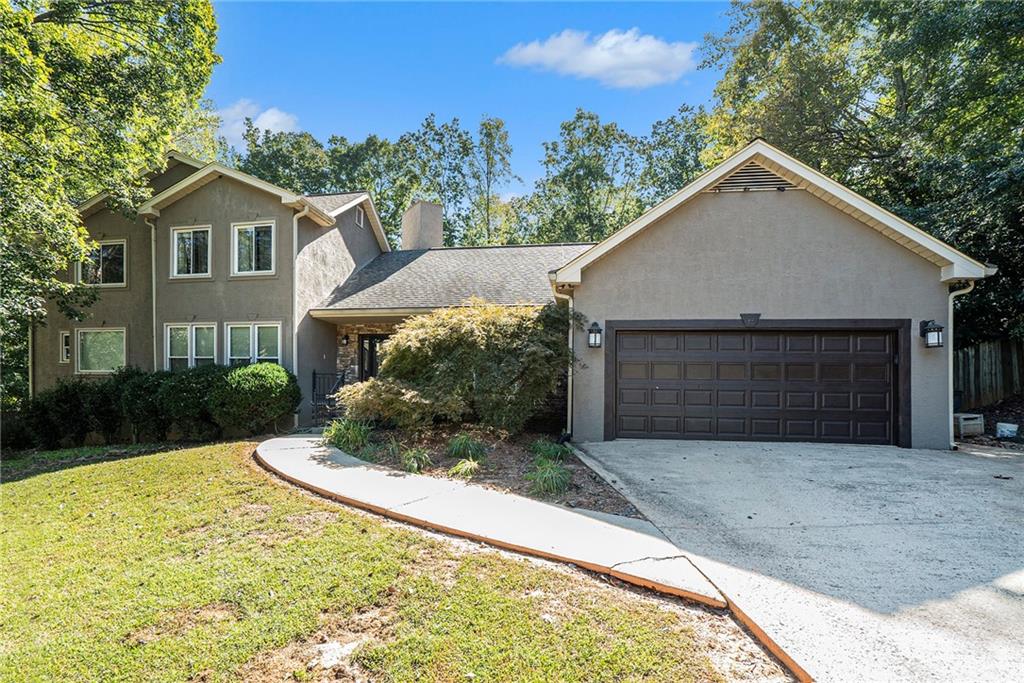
[958,393,1024,452]
[362,426,642,519]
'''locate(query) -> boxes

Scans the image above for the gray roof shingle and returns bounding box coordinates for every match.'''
[304,192,365,214]
[316,243,594,311]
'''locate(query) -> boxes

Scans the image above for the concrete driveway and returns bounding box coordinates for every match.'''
[579,440,1024,682]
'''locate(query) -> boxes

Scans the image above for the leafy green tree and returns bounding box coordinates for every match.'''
[237,120,329,194]
[409,114,475,245]
[530,109,645,243]
[327,134,420,246]
[465,117,519,245]
[172,98,231,164]
[703,0,1024,342]
[1,0,218,408]
[639,105,707,205]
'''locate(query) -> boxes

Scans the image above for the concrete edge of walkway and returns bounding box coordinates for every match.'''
[571,444,814,683]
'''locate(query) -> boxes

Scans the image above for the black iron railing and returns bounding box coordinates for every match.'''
[311,371,345,425]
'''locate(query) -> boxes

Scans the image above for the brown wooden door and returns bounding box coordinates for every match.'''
[614,330,896,444]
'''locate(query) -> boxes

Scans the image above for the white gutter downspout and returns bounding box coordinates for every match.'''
[550,274,574,439]
[144,218,158,370]
[27,323,33,398]
[948,280,976,449]
[292,205,310,429]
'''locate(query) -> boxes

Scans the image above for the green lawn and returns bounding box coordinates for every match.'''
[1,442,727,682]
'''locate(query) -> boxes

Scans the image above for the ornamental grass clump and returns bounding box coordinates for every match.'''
[446,432,486,462]
[323,418,373,453]
[526,458,571,496]
[448,458,481,479]
[400,447,432,474]
[529,438,572,461]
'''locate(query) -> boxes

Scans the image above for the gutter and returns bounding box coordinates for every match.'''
[948,280,977,449]
[292,205,310,428]
[549,272,575,438]
[144,217,158,370]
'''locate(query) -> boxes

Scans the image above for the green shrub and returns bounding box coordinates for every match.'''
[446,432,486,461]
[335,377,466,430]
[27,378,91,448]
[323,418,372,453]
[526,458,571,496]
[448,458,480,479]
[376,299,580,433]
[121,371,172,442]
[158,364,227,440]
[86,367,143,443]
[209,363,301,435]
[400,447,432,473]
[0,411,34,453]
[529,439,572,461]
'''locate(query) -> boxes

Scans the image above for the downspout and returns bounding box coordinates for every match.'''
[292,205,310,429]
[948,280,976,449]
[27,323,33,398]
[550,274,574,439]
[145,217,158,370]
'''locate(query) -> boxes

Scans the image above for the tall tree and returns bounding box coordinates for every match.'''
[409,114,475,245]
[530,109,645,243]
[1,0,218,406]
[172,98,231,164]
[703,0,1024,343]
[465,117,518,245]
[237,120,329,194]
[639,105,707,205]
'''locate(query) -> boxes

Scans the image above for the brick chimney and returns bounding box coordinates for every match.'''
[400,200,443,250]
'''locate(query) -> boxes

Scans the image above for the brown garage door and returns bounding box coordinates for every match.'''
[614,330,896,444]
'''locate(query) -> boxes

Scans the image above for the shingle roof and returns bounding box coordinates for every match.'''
[315,243,594,311]
[304,192,365,215]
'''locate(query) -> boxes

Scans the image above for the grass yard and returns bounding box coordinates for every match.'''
[0,442,785,682]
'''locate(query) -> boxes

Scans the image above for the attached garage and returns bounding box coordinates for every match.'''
[609,323,910,445]
[553,140,993,450]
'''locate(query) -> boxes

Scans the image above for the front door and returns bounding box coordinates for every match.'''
[359,334,390,380]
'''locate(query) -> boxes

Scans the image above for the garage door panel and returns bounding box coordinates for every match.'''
[614,330,896,444]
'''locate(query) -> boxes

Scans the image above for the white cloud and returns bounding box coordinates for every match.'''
[217,98,299,149]
[498,28,697,89]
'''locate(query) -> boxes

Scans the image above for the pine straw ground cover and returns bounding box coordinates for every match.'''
[0,442,789,682]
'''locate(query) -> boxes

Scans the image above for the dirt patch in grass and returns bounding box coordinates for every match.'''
[128,602,241,646]
[357,426,642,518]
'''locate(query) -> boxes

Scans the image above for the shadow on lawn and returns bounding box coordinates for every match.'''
[0,444,183,483]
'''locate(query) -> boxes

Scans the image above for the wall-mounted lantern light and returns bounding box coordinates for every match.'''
[588,322,603,348]
[919,320,944,348]
[340,334,350,346]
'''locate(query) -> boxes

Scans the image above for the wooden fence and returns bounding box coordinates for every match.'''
[954,338,1024,410]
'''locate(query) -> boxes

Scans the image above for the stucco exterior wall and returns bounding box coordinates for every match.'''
[570,189,951,449]
[294,204,383,423]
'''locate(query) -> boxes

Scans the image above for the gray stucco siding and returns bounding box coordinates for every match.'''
[570,189,951,449]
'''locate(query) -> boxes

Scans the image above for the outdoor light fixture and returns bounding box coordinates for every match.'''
[919,320,944,348]
[588,322,603,348]
[340,334,350,346]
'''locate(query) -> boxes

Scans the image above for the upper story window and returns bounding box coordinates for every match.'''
[59,331,71,363]
[77,239,126,287]
[355,205,366,228]
[231,221,275,275]
[171,226,211,278]
[76,328,126,374]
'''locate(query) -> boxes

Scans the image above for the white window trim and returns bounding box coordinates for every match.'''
[223,321,282,366]
[164,323,217,370]
[230,220,276,276]
[170,225,213,279]
[355,205,365,228]
[75,327,126,375]
[76,238,128,288]
[59,331,71,363]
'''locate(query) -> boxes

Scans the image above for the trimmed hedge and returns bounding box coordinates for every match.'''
[15,363,300,450]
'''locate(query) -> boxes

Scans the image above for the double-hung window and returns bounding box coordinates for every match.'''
[171,226,211,277]
[232,221,275,275]
[166,324,216,370]
[226,323,280,366]
[59,331,71,363]
[76,328,126,374]
[78,239,126,286]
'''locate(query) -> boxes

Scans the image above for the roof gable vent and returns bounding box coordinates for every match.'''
[708,162,796,192]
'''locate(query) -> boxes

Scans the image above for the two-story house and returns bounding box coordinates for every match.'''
[30,140,994,448]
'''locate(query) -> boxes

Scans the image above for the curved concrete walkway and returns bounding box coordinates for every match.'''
[256,435,811,680]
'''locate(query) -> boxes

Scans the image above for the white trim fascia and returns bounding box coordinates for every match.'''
[169,224,213,279]
[75,327,127,375]
[166,150,206,169]
[554,139,990,285]
[76,238,128,288]
[327,193,370,218]
[230,219,277,277]
[77,151,205,216]
[163,322,217,370]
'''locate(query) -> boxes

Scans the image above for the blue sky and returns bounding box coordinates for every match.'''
[207,1,732,190]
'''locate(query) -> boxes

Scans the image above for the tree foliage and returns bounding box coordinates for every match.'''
[1,0,218,406]
[703,0,1024,342]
